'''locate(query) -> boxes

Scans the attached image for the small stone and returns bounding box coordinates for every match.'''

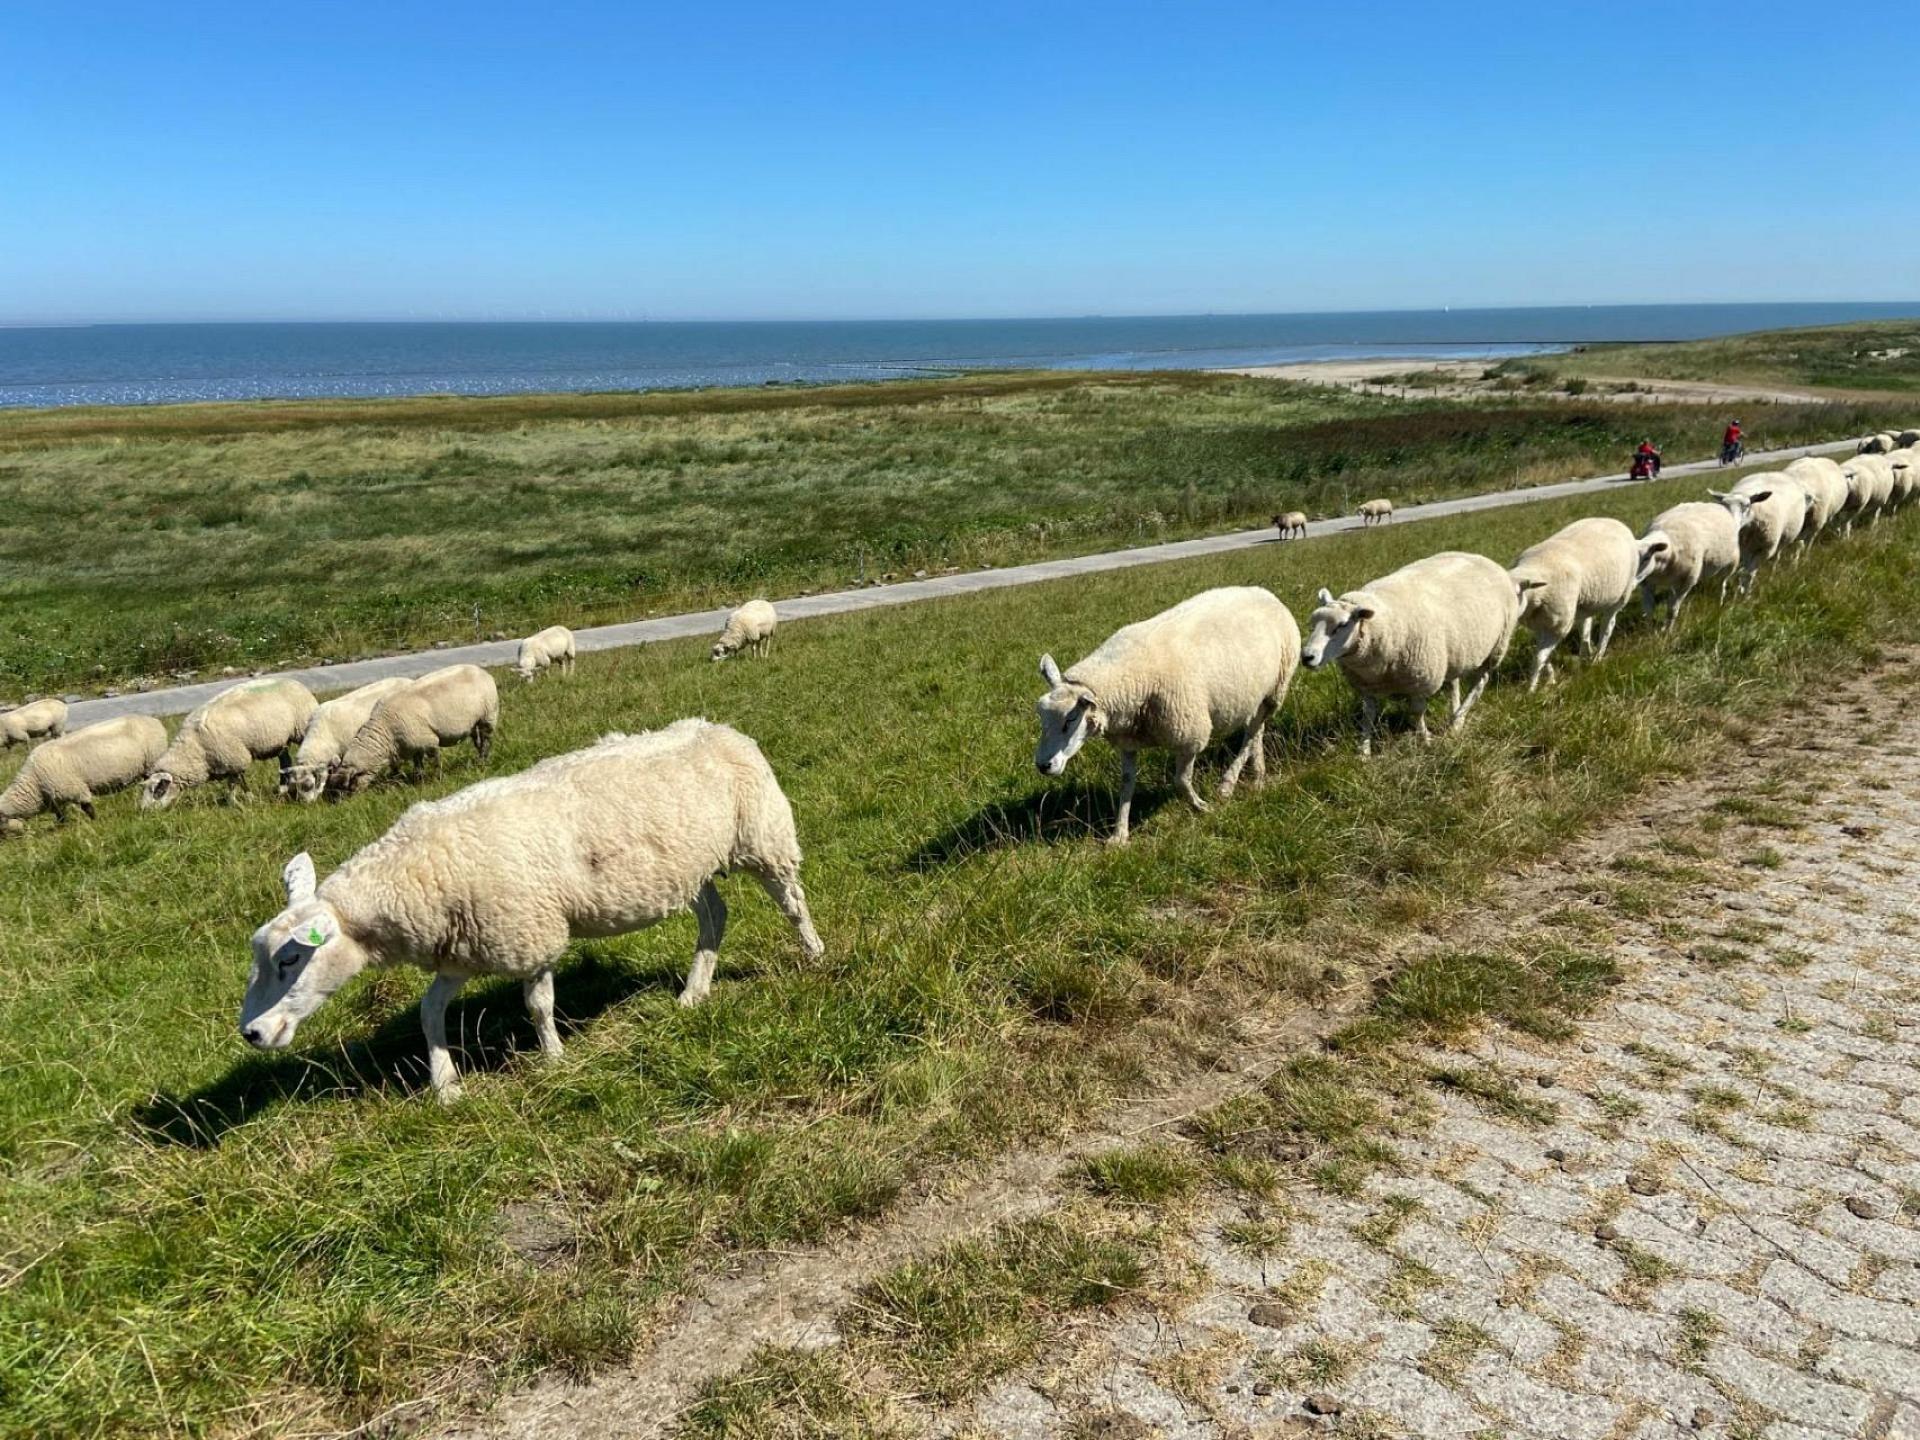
[1580,1041,1597,1053]
[1628,1171,1663,1196]
[1225,1383,1241,1394]
[1691,1406,1715,1429]
[1845,1196,1878,1220]
[1546,1146,1567,1162]
[1252,1381,1275,1396]
[1536,1073,1555,1088]
[1303,1393,1341,1416]
[1249,1301,1294,1329]
[1595,1222,1619,1241]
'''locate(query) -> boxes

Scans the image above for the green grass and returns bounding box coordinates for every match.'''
[0,370,1904,695]
[3,468,1919,1436]
[1501,318,1920,395]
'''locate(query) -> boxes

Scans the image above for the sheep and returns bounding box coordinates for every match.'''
[240,719,825,1102]
[1635,502,1740,627]
[1783,456,1850,539]
[0,697,68,749]
[141,678,318,810]
[514,625,576,683]
[1896,428,1920,449]
[1273,510,1308,540]
[1358,498,1394,526]
[324,663,498,797]
[1301,552,1520,756]
[1887,447,1917,508]
[711,600,778,661]
[1,715,167,836]
[1508,517,1642,691]
[1710,478,1802,593]
[1839,453,1896,530]
[284,676,415,803]
[1858,433,1896,455]
[1034,587,1300,844]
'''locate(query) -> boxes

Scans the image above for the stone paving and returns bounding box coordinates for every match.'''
[953,688,1920,1439]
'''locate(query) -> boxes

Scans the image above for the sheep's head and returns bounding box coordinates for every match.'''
[1302,588,1376,670]
[0,817,22,840]
[323,759,374,800]
[709,639,736,662]
[1511,573,1551,620]
[1635,534,1672,584]
[1709,489,1769,530]
[240,852,370,1051]
[285,762,328,804]
[140,770,183,810]
[1033,654,1104,776]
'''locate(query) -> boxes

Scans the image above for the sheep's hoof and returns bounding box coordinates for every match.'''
[435,1083,465,1106]
[1106,831,1131,847]
[678,987,710,1009]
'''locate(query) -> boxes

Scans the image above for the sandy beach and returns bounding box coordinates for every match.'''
[1217,354,1829,405]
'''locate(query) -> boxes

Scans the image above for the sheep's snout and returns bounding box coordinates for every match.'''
[240,1015,291,1049]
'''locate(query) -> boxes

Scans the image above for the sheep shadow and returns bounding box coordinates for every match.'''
[904,779,1178,868]
[132,947,675,1147]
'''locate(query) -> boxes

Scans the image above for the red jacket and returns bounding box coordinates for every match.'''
[1723,425,1742,445]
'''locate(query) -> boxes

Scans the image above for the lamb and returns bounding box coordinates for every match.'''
[1508,517,1643,691]
[1357,498,1394,526]
[284,676,415,802]
[1,715,167,835]
[1839,453,1896,530]
[1783,456,1850,539]
[711,600,778,661]
[324,663,498,797]
[141,677,318,810]
[1858,433,1896,455]
[1273,511,1308,540]
[1635,502,1740,627]
[1301,552,1520,755]
[1034,587,1300,844]
[1710,479,1801,593]
[514,625,577,683]
[0,697,68,749]
[240,719,826,1102]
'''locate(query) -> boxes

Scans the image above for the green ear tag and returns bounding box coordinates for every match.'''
[305,925,327,947]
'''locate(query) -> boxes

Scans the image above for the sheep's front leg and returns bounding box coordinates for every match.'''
[1108,749,1139,845]
[278,746,295,791]
[1357,695,1380,758]
[523,970,563,1057]
[473,724,494,762]
[680,881,727,1007]
[1219,716,1268,798]
[1666,583,1694,630]
[1452,665,1495,730]
[421,973,468,1103]
[754,868,826,959]
[1526,637,1557,693]
[1173,750,1210,814]
[1593,606,1622,660]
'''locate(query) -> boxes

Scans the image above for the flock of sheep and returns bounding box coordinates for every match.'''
[2,435,1914,1101]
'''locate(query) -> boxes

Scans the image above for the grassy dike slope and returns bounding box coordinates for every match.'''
[1534,317,1920,394]
[2,468,1917,1436]
[1,370,1900,696]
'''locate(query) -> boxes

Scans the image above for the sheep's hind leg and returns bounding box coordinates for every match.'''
[1451,665,1495,731]
[474,724,494,762]
[752,866,826,959]
[1526,637,1556,693]
[680,881,727,1007]
[523,970,563,1057]
[1219,714,1269,798]
[1593,606,1622,660]
[421,973,468,1103]
[1357,695,1381,758]
[1109,749,1139,845]
[1173,750,1210,815]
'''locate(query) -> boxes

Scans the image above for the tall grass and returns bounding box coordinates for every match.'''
[1,468,1916,1436]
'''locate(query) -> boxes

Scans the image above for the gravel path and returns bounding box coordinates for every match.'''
[64,435,1868,727]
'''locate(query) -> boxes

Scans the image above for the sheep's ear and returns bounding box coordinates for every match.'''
[283,852,317,905]
[1350,605,1375,622]
[1316,587,1335,606]
[1518,578,1548,592]
[1747,490,1772,505]
[1708,489,1727,500]
[1643,539,1670,556]
[1039,654,1063,688]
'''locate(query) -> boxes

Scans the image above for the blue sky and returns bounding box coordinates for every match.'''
[4,1,1915,323]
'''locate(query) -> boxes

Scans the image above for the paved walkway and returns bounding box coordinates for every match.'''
[958,668,1920,1440]
[68,436,1867,726]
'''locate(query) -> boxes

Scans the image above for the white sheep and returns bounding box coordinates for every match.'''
[1839,453,1896,530]
[1887,447,1916,508]
[1783,456,1849,540]
[1301,552,1520,755]
[514,625,577,683]
[1636,502,1740,627]
[1034,586,1300,844]
[1508,517,1643,691]
[711,600,778,661]
[240,719,826,1102]
[1273,510,1308,540]
[325,663,498,797]
[1358,498,1394,526]
[284,676,415,803]
[141,678,318,810]
[1,715,168,835]
[0,697,68,749]
[1711,476,1805,592]
[1858,433,1896,454]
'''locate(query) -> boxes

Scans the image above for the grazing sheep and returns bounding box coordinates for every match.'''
[1710,479,1802,593]
[1273,511,1308,540]
[1895,428,1920,449]
[1,715,167,835]
[285,677,415,803]
[0,697,68,749]
[711,600,778,661]
[1858,433,1897,454]
[514,625,577,683]
[1508,517,1642,691]
[1783,456,1850,539]
[240,720,825,1102]
[1301,552,1520,755]
[1034,587,1301,844]
[1635,502,1740,627]
[325,663,498,797]
[1839,453,1896,530]
[1358,498,1394,526]
[142,678,318,810]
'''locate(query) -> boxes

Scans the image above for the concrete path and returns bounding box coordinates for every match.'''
[66,435,1867,727]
